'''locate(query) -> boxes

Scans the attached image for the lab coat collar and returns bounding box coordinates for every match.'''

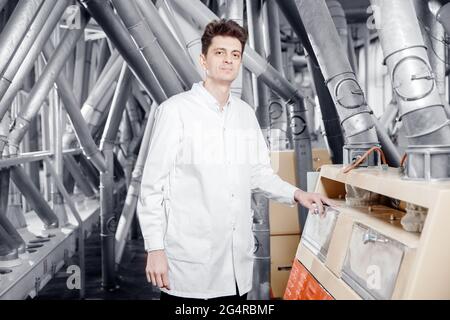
[192,81,232,112]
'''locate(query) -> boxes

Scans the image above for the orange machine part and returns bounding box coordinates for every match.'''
[283,259,334,300]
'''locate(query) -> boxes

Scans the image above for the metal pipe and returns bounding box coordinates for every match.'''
[0,0,43,77]
[10,165,58,228]
[64,154,95,198]
[0,167,26,254]
[42,40,107,173]
[115,101,157,264]
[241,67,255,106]
[43,157,86,299]
[0,212,26,254]
[118,112,132,184]
[8,7,88,155]
[307,56,345,164]
[99,63,132,289]
[0,222,18,261]
[135,0,201,88]
[293,0,380,165]
[50,83,70,227]
[0,0,69,122]
[73,34,86,101]
[416,0,447,102]
[78,154,100,191]
[111,0,184,96]
[161,0,207,79]
[0,0,58,102]
[126,97,141,138]
[266,0,291,149]
[95,38,110,81]
[371,0,450,180]
[81,40,92,103]
[247,0,270,137]
[247,0,272,301]
[62,52,121,150]
[81,0,167,104]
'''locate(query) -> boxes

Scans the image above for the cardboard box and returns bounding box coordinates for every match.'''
[270,234,301,298]
[269,149,331,235]
[269,150,299,235]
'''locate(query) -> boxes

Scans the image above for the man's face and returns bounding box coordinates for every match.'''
[200,35,243,84]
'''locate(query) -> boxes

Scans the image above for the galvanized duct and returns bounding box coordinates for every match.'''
[0,0,58,102]
[42,41,107,173]
[8,7,88,156]
[329,0,401,166]
[246,0,271,301]
[0,0,43,77]
[276,0,345,164]
[160,0,207,79]
[0,222,18,262]
[0,167,25,254]
[266,0,291,149]
[415,0,447,102]
[134,0,202,88]
[115,102,157,264]
[0,0,69,122]
[99,63,132,289]
[81,0,167,104]
[63,154,95,198]
[293,0,380,165]
[172,0,313,230]
[247,0,271,136]
[111,0,184,96]
[10,165,58,229]
[371,0,450,180]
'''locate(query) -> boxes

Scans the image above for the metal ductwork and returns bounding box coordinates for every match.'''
[371,0,450,180]
[80,0,167,104]
[293,0,380,166]
[111,0,184,96]
[276,0,345,164]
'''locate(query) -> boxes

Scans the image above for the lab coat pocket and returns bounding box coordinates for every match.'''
[164,202,212,264]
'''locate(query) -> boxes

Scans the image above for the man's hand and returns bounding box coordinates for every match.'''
[294,189,337,216]
[146,249,171,290]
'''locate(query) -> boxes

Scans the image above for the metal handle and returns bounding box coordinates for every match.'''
[363,230,389,244]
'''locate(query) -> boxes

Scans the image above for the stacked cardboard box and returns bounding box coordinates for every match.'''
[269,149,331,298]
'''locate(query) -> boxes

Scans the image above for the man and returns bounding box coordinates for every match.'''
[137,19,333,302]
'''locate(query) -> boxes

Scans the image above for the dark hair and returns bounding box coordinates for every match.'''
[201,19,248,56]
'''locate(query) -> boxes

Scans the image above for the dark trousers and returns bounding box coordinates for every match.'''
[160,282,248,303]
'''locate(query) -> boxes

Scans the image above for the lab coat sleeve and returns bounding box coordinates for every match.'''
[249,111,299,206]
[137,102,182,252]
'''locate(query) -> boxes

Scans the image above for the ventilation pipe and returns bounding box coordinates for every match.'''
[42,41,107,173]
[276,0,345,164]
[0,0,44,77]
[80,0,167,104]
[293,0,380,166]
[115,103,158,264]
[0,0,69,122]
[8,6,88,157]
[0,0,59,102]
[134,0,202,88]
[371,0,450,180]
[99,63,132,290]
[111,0,184,96]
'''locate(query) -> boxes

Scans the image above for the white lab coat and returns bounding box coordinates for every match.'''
[137,82,299,299]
